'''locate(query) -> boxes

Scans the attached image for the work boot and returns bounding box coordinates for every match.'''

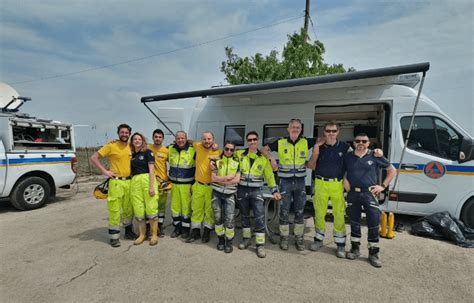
[124,224,137,240]
[158,223,165,238]
[202,227,212,243]
[336,244,346,258]
[224,238,233,254]
[368,247,382,268]
[295,236,305,251]
[149,220,159,246]
[186,228,201,243]
[310,239,323,251]
[170,225,181,238]
[256,245,266,258]
[109,239,121,247]
[134,221,147,245]
[217,236,225,251]
[279,236,289,251]
[181,227,190,239]
[145,222,151,240]
[346,242,361,260]
[238,238,251,250]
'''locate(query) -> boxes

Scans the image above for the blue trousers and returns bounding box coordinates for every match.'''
[237,187,265,233]
[279,177,306,225]
[347,191,381,247]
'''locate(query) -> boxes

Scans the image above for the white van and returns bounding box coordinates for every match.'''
[141,62,474,228]
[0,83,77,210]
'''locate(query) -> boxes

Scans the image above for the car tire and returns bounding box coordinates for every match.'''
[460,197,474,229]
[10,177,51,211]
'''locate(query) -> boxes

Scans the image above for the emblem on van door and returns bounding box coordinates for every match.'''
[424,161,446,179]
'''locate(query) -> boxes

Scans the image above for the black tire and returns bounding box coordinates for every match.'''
[10,177,51,211]
[460,197,474,229]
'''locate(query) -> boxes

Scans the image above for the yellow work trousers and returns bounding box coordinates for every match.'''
[171,184,192,219]
[191,182,214,229]
[107,179,133,237]
[130,173,159,221]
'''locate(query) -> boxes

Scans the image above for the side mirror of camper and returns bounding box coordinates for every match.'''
[458,136,474,163]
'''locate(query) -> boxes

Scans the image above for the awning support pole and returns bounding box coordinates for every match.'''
[142,102,175,137]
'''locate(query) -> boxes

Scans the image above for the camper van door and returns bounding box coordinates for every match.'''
[393,112,468,215]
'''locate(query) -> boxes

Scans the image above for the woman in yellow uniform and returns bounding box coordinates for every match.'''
[130,132,159,246]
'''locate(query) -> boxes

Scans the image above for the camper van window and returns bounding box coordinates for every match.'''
[263,123,304,145]
[224,125,245,146]
[401,116,461,161]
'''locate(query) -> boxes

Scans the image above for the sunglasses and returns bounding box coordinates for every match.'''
[354,139,369,144]
[325,129,338,133]
[224,147,234,152]
[247,138,258,142]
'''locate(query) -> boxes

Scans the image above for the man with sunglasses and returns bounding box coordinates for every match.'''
[343,133,395,268]
[307,122,383,258]
[263,118,318,251]
[211,142,240,253]
[236,131,281,258]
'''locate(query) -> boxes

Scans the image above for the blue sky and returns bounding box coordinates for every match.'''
[1,0,472,146]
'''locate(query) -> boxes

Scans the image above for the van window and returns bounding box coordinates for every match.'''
[401,116,461,160]
[224,125,245,146]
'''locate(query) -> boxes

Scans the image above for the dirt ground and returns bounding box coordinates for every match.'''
[0,177,472,302]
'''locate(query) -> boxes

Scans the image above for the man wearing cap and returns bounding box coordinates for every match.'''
[343,133,396,267]
[90,123,136,247]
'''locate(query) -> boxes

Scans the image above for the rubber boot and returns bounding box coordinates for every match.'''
[346,242,361,260]
[134,221,147,245]
[124,224,137,240]
[110,239,121,247]
[202,227,212,243]
[256,245,266,258]
[224,238,233,254]
[170,224,181,238]
[186,228,200,243]
[368,247,382,268]
[380,212,388,238]
[217,236,225,251]
[295,236,305,251]
[279,236,289,251]
[158,223,165,238]
[238,238,251,250]
[310,239,323,251]
[336,244,346,258]
[181,227,190,239]
[387,212,395,239]
[149,220,159,246]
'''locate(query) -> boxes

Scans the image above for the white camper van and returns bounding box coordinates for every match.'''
[0,83,77,210]
[141,63,474,228]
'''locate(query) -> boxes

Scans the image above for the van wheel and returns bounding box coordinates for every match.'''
[10,177,51,211]
[460,197,474,229]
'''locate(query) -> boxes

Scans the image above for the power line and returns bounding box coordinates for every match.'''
[10,14,304,85]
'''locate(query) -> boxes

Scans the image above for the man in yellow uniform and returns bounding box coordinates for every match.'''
[90,123,135,247]
[187,131,221,243]
[236,131,281,258]
[168,131,196,239]
[148,129,169,238]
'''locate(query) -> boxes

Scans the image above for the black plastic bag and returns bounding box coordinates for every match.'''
[411,211,474,248]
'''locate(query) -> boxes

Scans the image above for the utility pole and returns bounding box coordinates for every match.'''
[303,0,311,41]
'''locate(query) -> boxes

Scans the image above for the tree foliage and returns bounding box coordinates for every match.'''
[221,28,354,85]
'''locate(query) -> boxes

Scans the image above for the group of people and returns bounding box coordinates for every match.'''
[91,119,396,267]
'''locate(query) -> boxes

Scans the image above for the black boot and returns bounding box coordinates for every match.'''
[346,241,361,260]
[224,238,233,253]
[368,247,382,268]
[181,227,190,239]
[217,236,225,251]
[202,227,212,243]
[110,239,121,247]
[158,223,165,238]
[186,228,200,243]
[124,224,137,240]
[170,224,182,238]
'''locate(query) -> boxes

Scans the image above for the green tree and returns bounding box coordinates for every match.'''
[221,28,354,85]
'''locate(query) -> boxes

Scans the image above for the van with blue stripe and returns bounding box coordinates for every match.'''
[1,83,77,210]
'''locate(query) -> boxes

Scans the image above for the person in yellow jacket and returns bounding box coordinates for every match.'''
[236,131,281,258]
[148,129,169,238]
[187,131,221,243]
[90,124,136,247]
[129,132,159,246]
[211,142,240,253]
[168,131,196,239]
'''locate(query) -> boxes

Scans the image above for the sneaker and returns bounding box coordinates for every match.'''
[310,239,323,251]
[238,238,251,250]
[256,245,266,258]
[110,239,121,247]
[279,236,289,251]
[295,236,305,251]
[336,245,346,258]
